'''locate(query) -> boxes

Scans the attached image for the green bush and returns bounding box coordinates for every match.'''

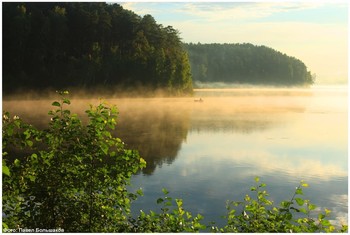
[128,188,206,232]
[215,177,348,233]
[2,92,348,233]
[2,91,146,232]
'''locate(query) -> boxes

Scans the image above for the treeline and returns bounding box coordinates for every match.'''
[3,2,193,95]
[184,43,315,86]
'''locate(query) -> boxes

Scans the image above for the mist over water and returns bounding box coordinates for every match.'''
[2,85,348,227]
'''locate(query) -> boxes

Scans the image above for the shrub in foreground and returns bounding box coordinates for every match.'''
[217,177,347,233]
[3,91,146,232]
[127,177,347,233]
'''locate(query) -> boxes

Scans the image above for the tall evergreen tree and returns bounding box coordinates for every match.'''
[3,2,193,95]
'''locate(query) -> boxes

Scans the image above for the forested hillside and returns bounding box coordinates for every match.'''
[3,2,315,95]
[3,2,193,95]
[184,43,315,86]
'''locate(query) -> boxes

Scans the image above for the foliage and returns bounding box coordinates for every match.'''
[185,43,315,86]
[3,3,193,95]
[213,177,348,233]
[128,177,347,233]
[128,188,206,232]
[2,91,146,232]
[2,94,347,233]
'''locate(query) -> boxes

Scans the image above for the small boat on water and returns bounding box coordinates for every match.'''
[194,98,203,102]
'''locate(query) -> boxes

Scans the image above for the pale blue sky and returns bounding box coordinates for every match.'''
[119,1,348,84]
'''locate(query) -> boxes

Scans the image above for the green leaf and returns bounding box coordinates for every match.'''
[318,213,326,220]
[156,198,164,204]
[136,188,144,196]
[140,158,147,167]
[43,159,51,166]
[295,198,305,206]
[196,214,204,220]
[14,159,20,167]
[165,201,172,206]
[254,176,260,182]
[26,140,33,147]
[327,225,335,232]
[3,222,9,230]
[150,210,157,217]
[295,187,303,195]
[321,219,331,227]
[299,208,307,214]
[162,188,169,195]
[2,165,10,176]
[176,199,183,207]
[23,129,31,139]
[285,212,292,220]
[31,153,38,161]
[100,143,108,155]
[28,175,36,182]
[63,98,71,105]
[62,110,71,115]
[308,203,317,211]
[52,101,61,107]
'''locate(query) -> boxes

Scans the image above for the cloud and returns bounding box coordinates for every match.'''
[181,146,347,181]
[120,2,333,22]
[141,2,331,23]
[328,194,348,227]
[118,2,162,16]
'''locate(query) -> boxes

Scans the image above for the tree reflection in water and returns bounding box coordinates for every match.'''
[2,91,307,175]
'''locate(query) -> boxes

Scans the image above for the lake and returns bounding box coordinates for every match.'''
[2,85,348,228]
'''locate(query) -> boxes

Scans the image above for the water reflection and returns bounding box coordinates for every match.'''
[127,87,347,227]
[3,88,346,178]
[114,99,191,175]
[2,98,192,175]
[2,87,348,226]
[115,94,310,174]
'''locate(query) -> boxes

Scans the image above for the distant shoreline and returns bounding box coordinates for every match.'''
[193,84,347,90]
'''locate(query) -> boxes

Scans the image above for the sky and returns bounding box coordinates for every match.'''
[119,1,348,85]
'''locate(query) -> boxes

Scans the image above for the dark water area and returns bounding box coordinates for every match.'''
[2,86,348,228]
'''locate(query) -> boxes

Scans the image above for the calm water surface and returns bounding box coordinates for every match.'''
[3,86,348,227]
[124,86,348,227]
